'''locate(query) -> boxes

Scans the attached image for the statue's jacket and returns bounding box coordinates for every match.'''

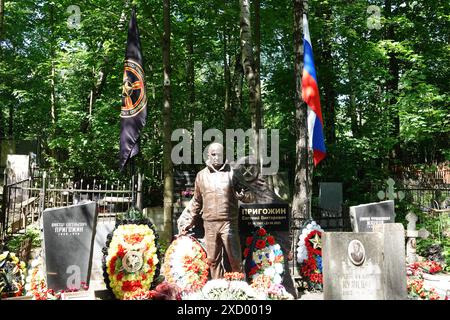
[190,161,253,222]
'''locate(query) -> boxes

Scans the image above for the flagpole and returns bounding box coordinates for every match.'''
[131,156,136,208]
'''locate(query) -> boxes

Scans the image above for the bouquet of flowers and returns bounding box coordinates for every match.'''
[162,235,209,293]
[407,260,443,277]
[224,272,245,281]
[0,251,27,298]
[250,274,273,292]
[266,283,294,300]
[419,260,443,274]
[250,274,293,300]
[244,228,284,285]
[103,209,161,300]
[29,266,65,300]
[297,221,324,291]
[407,278,441,300]
[183,279,262,300]
[122,281,181,300]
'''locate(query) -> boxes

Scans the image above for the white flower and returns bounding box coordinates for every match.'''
[268,251,275,262]
[264,267,276,277]
[182,290,204,300]
[274,263,284,274]
[202,279,228,293]
[273,274,282,285]
[297,221,323,264]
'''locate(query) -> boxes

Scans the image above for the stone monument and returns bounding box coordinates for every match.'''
[42,201,98,291]
[350,200,395,232]
[322,223,407,300]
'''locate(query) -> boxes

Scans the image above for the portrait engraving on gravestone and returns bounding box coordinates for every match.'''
[348,240,365,266]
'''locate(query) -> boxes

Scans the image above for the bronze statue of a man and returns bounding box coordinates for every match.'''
[182,142,254,279]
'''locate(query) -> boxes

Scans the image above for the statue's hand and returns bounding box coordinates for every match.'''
[236,189,246,200]
[180,222,194,235]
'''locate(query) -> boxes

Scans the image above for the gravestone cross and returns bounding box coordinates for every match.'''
[405,212,430,264]
[377,178,405,201]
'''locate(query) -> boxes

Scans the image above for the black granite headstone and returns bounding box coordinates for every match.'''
[239,203,289,233]
[350,200,395,232]
[42,201,98,291]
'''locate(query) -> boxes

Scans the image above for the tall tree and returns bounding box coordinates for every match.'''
[0,0,4,42]
[185,25,195,124]
[291,0,309,248]
[49,3,56,126]
[253,0,263,129]
[223,25,232,128]
[239,0,260,157]
[385,0,401,164]
[162,0,174,243]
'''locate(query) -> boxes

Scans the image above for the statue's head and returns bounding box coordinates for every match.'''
[207,142,224,169]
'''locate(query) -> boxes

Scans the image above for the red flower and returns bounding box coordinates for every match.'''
[122,281,143,292]
[255,240,266,249]
[147,258,153,267]
[249,266,259,276]
[109,256,118,273]
[267,236,275,245]
[117,272,124,281]
[117,245,126,258]
[243,248,250,258]
[257,228,267,237]
[124,233,144,244]
[246,236,254,246]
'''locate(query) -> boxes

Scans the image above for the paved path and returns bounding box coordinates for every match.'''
[423,273,450,299]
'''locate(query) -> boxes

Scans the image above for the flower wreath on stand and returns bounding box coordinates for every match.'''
[296,220,324,291]
[162,235,209,293]
[103,207,161,300]
[0,251,27,298]
[243,227,284,286]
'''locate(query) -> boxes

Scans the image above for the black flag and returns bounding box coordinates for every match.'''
[119,7,147,171]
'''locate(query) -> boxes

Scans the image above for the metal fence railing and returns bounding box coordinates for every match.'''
[400,185,450,211]
[1,172,138,240]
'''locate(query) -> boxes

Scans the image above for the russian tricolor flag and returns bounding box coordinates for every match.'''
[302,14,326,166]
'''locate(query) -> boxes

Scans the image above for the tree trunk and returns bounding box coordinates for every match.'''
[320,3,336,144]
[162,0,174,243]
[185,25,195,125]
[49,5,56,125]
[347,51,359,138]
[253,0,263,129]
[224,28,232,129]
[291,0,309,277]
[0,104,4,138]
[0,0,4,42]
[81,62,108,133]
[8,104,13,137]
[385,0,401,163]
[239,0,260,158]
[231,51,243,117]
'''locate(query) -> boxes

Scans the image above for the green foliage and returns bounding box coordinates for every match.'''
[0,0,448,205]
[415,207,450,271]
[5,226,42,253]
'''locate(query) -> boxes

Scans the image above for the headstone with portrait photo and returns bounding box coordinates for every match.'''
[350,200,395,232]
[42,201,98,291]
[322,223,407,300]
